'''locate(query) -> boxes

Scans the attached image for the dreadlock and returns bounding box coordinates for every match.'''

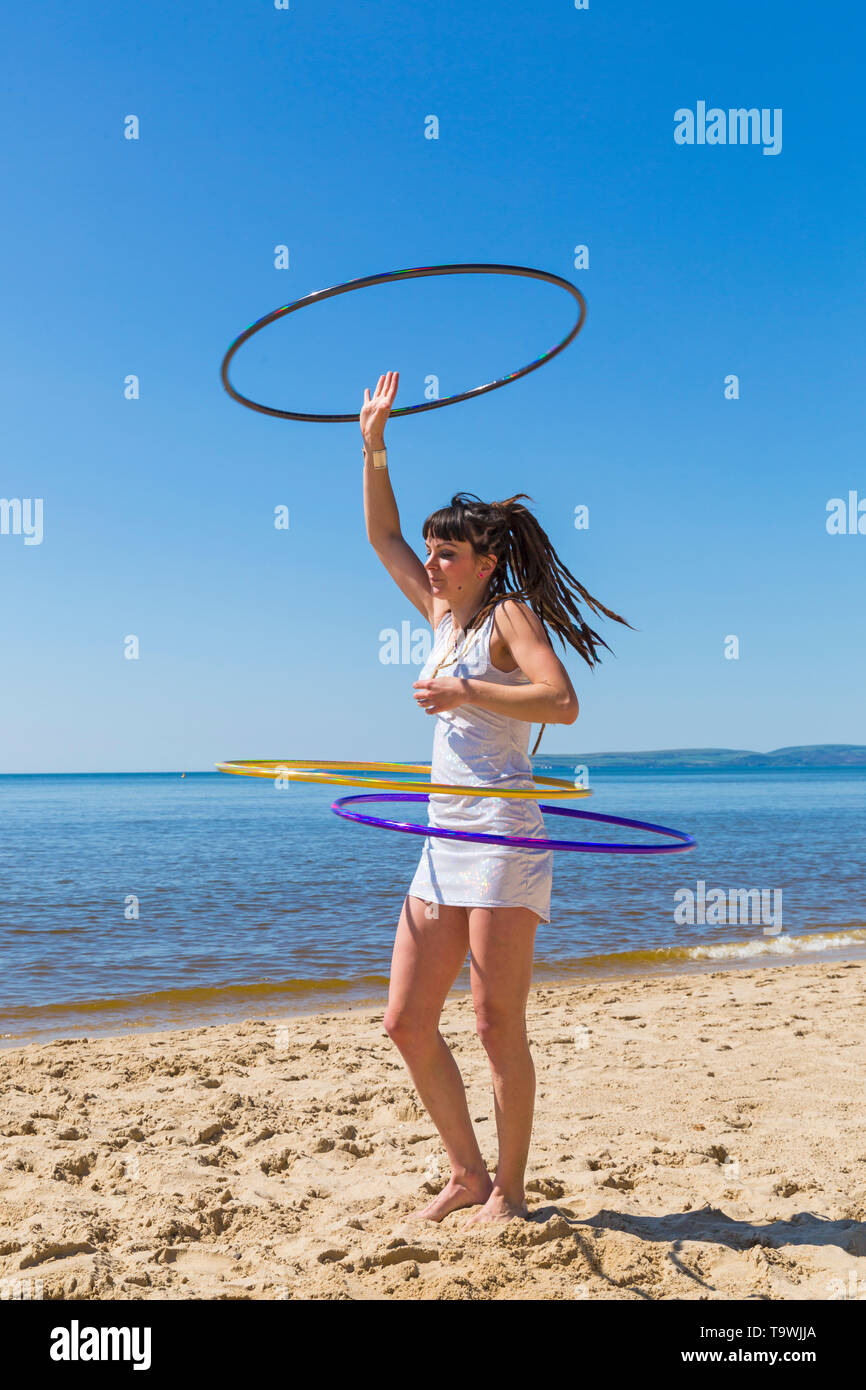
[422,491,633,756]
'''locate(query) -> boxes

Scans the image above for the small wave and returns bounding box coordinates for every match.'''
[562,927,866,970]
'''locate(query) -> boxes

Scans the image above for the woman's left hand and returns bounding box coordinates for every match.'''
[413,676,468,715]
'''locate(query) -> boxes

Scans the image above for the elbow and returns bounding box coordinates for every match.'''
[556,693,579,725]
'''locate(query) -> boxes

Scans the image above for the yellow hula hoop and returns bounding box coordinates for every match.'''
[215,759,592,801]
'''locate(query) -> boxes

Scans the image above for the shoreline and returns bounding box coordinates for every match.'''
[4,929,866,1051]
[1,955,865,1300]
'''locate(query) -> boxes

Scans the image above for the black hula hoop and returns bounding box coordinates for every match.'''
[220,262,587,423]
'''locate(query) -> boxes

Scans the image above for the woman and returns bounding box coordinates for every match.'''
[361,371,630,1226]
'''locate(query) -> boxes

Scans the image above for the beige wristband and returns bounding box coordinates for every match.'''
[364,444,388,469]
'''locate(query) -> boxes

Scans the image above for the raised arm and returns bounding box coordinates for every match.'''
[361,372,401,545]
[361,371,435,623]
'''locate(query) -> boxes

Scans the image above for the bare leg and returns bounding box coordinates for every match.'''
[463,905,540,1226]
[383,895,493,1221]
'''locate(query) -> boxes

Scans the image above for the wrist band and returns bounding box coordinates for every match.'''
[364,445,388,469]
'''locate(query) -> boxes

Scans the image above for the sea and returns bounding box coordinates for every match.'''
[2,764,864,1047]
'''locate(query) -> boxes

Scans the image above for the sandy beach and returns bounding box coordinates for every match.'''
[1,957,865,1301]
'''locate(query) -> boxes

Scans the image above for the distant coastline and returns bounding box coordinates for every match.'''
[1,746,865,776]
[539,744,866,770]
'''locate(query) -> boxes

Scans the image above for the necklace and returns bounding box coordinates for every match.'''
[430,605,489,678]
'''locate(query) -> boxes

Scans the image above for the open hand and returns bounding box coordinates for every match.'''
[360,371,399,442]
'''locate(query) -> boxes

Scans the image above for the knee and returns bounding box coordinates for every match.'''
[383,1010,436,1050]
[474,1006,527,1054]
[382,1008,404,1040]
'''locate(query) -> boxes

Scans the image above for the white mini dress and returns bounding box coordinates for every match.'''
[407,601,554,924]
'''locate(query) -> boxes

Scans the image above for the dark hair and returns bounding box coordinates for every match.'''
[422,491,632,755]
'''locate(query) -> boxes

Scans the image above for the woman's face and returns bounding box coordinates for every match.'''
[423,534,493,595]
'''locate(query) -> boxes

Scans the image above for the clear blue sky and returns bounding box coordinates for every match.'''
[2,1,863,773]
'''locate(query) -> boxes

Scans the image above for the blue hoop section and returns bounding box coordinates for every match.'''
[330,792,697,855]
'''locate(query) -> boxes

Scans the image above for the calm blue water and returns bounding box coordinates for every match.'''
[1,766,864,1045]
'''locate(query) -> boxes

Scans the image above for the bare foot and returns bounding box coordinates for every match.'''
[462,1191,529,1227]
[407,1174,493,1223]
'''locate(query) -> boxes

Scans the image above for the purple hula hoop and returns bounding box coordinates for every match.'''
[330,793,696,855]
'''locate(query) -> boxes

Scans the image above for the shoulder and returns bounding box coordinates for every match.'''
[493,598,548,644]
